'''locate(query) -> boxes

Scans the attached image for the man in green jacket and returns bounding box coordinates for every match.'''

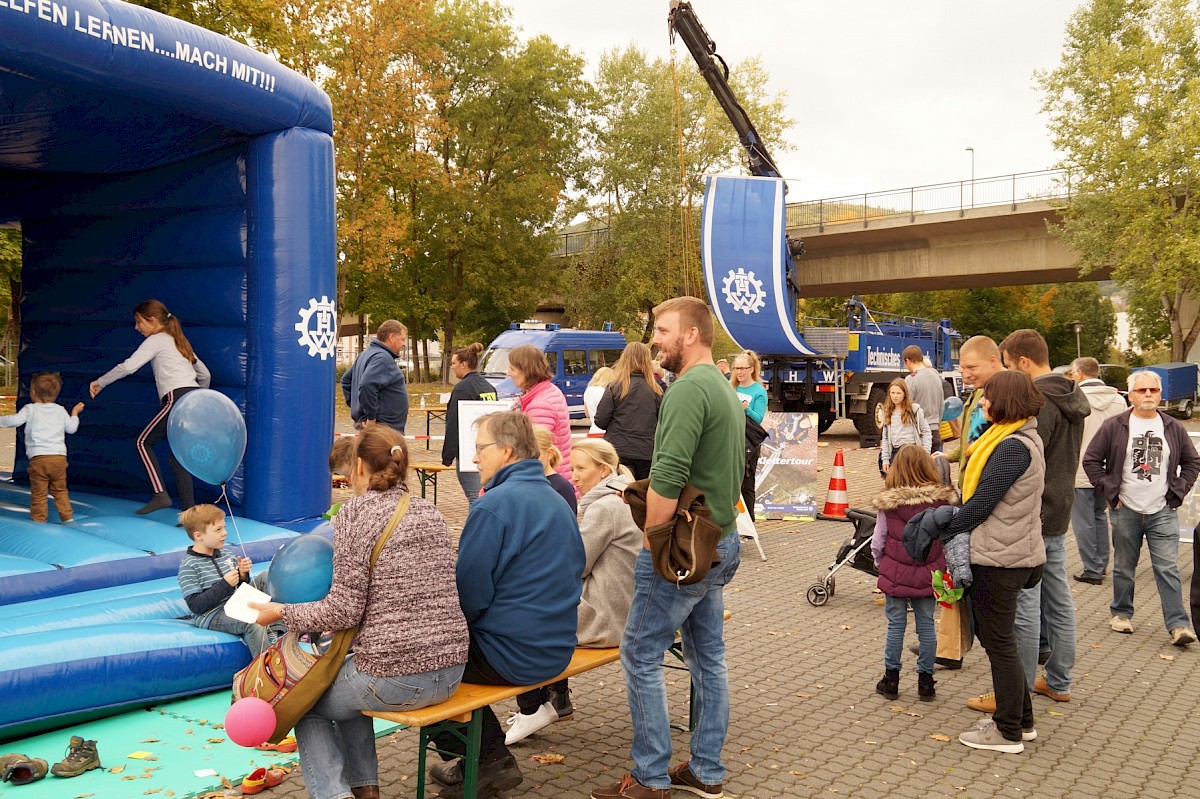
[592,296,743,799]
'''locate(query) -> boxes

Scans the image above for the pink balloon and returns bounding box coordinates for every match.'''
[225,697,277,747]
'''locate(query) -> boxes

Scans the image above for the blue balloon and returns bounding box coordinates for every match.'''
[167,389,247,485]
[265,535,334,603]
[942,395,965,422]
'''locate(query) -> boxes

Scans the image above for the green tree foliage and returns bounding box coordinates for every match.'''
[564,47,792,337]
[0,228,18,356]
[1039,0,1200,360]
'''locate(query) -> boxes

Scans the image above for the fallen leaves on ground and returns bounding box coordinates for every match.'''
[206,738,225,744]
[109,766,126,774]
[530,753,565,764]
[1160,654,1176,661]
[930,734,952,742]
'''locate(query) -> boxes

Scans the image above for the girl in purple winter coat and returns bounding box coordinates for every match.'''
[871,445,959,702]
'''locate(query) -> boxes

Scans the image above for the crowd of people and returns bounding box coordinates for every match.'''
[869,332,1200,755]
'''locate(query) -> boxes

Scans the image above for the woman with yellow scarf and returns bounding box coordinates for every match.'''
[943,371,1047,754]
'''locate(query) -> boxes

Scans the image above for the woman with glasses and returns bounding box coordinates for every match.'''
[731,350,768,520]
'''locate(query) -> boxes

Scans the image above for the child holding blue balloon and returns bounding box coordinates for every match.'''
[89,299,210,515]
[177,504,281,656]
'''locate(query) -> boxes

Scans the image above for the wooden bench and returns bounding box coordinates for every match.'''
[411,463,457,504]
[365,647,620,799]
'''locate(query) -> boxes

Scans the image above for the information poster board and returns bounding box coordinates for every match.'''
[456,400,514,472]
[754,411,819,521]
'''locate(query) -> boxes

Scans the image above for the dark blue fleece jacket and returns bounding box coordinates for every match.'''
[456,458,585,684]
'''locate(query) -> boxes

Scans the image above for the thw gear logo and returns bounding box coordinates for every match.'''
[295,296,338,360]
[722,268,766,314]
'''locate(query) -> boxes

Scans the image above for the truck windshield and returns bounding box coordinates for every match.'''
[479,347,511,375]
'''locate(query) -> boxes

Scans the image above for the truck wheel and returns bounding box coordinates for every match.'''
[854,385,887,441]
[816,407,837,433]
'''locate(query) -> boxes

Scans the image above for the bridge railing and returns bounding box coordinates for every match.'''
[551,168,1072,254]
[787,168,1071,231]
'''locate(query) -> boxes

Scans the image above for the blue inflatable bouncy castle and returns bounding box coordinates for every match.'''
[0,1,335,738]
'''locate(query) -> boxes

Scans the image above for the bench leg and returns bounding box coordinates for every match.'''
[462,710,483,799]
[417,710,483,798]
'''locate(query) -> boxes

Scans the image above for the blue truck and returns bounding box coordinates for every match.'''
[479,322,627,418]
[1134,362,1198,419]
[669,2,961,441]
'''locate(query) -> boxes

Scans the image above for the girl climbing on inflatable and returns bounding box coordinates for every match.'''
[90,299,211,515]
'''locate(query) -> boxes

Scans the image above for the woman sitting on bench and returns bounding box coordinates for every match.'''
[251,428,469,799]
[505,438,640,744]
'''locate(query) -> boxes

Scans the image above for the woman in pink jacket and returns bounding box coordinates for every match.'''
[507,344,572,481]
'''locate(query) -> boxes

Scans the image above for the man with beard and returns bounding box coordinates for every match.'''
[592,296,744,799]
[1084,369,1200,646]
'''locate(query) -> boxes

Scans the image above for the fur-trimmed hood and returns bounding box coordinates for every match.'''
[872,483,959,512]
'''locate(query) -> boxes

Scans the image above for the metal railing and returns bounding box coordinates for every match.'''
[551,169,1072,253]
[786,169,1071,230]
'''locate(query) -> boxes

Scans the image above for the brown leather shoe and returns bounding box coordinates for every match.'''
[966,692,996,713]
[590,773,670,799]
[669,761,724,798]
[351,786,380,799]
[1033,676,1071,702]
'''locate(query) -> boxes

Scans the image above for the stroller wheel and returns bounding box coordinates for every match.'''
[806,584,830,606]
[826,576,836,597]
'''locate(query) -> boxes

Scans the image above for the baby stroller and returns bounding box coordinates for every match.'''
[806,507,879,606]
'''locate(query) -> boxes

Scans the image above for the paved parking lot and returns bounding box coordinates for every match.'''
[276,418,1200,799]
[5,414,1197,798]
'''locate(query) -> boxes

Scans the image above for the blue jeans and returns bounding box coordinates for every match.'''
[883,595,935,674]
[1110,505,1191,632]
[456,466,481,507]
[1072,487,1109,578]
[621,535,741,790]
[296,655,464,799]
[1015,536,1076,693]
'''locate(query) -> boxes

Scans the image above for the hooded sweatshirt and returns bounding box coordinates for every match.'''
[1074,379,1127,488]
[1033,373,1091,535]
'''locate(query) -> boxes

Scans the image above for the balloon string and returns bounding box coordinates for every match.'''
[218,483,248,557]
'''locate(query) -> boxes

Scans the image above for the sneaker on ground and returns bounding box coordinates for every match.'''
[1110,615,1134,634]
[1170,626,1197,646]
[50,736,100,778]
[504,702,557,745]
[966,692,996,713]
[1022,726,1038,742]
[590,772,670,799]
[959,718,1024,754]
[437,755,522,799]
[669,761,723,799]
[1033,676,1071,702]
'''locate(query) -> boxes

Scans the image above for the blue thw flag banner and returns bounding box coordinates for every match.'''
[702,175,817,356]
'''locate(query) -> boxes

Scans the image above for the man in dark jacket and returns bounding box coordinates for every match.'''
[991,330,1089,709]
[1083,370,1200,647]
[340,320,409,433]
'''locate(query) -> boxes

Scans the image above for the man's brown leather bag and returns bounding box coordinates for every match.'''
[622,479,723,586]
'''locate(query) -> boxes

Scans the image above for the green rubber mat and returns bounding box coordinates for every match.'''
[0,691,402,799]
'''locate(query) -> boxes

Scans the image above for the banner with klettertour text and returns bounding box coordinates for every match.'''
[754,411,819,520]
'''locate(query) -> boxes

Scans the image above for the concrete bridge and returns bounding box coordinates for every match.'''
[554,169,1103,296]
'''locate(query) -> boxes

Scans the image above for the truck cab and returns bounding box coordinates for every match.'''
[479,322,627,418]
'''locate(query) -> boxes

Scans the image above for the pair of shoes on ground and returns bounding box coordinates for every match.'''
[959,717,1036,754]
[429,754,522,799]
[2,736,102,785]
[242,766,286,795]
[874,670,936,701]
[1111,615,1198,646]
[1072,571,1104,585]
[504,687,573,745]
[590,762,723,799]
[966,676,1071,713]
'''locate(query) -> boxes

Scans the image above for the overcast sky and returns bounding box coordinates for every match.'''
[503,0,1085,202]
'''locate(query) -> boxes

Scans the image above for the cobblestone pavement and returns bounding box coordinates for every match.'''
[6,414,1200,798]
[271,417,1200,799]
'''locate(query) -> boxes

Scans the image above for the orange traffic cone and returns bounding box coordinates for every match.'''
[817,448,849,520]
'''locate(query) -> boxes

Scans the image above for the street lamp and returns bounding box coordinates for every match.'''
[965,147,975,207]
[1072,320,1083,358]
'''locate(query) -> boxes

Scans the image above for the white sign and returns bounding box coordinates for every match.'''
[456,400,514,473]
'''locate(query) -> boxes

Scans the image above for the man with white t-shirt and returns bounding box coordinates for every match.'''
[1083,369,1200,646]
